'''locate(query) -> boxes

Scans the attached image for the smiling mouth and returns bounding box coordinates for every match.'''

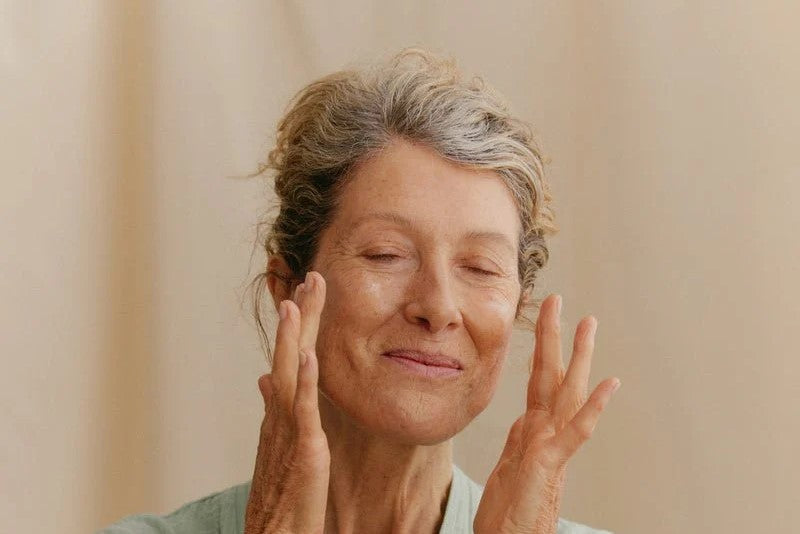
[381,350,463,378]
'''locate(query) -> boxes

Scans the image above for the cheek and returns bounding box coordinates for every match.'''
[316,269,404,355]
[325,271,399,318]
[460,290,517,410]
[465,288,518,353]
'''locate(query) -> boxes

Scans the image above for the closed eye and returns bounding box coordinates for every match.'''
[465,266,499,276]
[365,254,400,262]
[366,254,500,276]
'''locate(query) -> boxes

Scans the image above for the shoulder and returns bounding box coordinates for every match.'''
[450,465,613,534]
[95,481,252,534]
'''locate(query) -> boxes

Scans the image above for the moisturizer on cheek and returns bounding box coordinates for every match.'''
[339,270,405,322]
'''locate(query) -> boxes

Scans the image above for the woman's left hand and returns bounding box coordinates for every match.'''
[474,294,620,534]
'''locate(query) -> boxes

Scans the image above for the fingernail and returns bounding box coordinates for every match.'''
[556,295,562,316]
[612,379,621,393]
[278,300,287,320]
[305,271,315,291]
[294,282,305,300]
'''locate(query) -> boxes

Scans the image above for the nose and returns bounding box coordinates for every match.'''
[402,258,462,334]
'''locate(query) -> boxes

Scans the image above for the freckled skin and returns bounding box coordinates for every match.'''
[310,138,522,446]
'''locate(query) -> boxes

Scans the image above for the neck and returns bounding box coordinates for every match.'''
[319,395,454,534]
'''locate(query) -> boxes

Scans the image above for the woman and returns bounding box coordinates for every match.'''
[100,48,620,534]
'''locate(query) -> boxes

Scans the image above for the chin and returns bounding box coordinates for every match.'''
[333,385,486,446]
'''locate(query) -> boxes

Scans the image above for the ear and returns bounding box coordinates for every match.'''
[266,255,299,311]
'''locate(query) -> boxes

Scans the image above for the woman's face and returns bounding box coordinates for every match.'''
[310,138,522,445]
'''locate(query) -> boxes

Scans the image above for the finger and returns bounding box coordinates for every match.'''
[555,316,597,420]
[293,348,324,439]
[552,377,620,459]
[293,271,327,354]
[527,294,565,412]
[271,299,301,411]
[256,374,282,433]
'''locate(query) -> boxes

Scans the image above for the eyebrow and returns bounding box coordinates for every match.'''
[350,211,517,255]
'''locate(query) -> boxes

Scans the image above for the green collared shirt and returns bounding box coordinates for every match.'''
[97,464,612,533]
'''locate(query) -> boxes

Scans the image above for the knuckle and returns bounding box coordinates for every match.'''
[293,397,313,420]
[574,332,593,352]
[269,374,283,394]
[301,433,329,456]
[299,347,316,364]
[530,400,551,414]
[283,300,300,324]
[575,420,594,441]
[292,435,329,470]
[542,320,560,337]
[257,375,273,401]
[510,416,526,436]
[536,318,559,337]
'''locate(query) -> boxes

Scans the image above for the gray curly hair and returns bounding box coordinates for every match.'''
[245,47,558,362]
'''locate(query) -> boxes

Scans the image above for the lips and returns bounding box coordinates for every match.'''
[381,349,463,369]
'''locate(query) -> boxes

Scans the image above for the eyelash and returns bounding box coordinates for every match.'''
[365,254,498,276]
[366,253,400,262]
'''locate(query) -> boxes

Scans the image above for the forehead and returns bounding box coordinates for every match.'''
[332,139,521,244]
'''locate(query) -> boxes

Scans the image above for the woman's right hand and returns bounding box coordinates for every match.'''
[244,271,330,534]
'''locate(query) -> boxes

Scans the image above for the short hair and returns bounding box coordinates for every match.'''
[245,47,557,362]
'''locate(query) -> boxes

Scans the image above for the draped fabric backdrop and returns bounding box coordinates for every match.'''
[2,2,799,533]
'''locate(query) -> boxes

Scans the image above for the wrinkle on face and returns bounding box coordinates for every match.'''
[310,137,524,444]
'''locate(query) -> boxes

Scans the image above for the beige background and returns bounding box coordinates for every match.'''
[2,2,799,533]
